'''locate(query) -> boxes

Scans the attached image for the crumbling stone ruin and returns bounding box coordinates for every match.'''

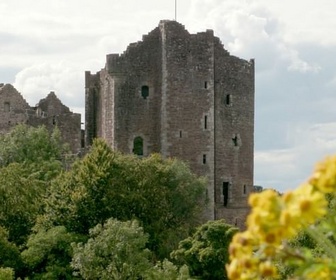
[85,20,255,227]
[0,83,81,153]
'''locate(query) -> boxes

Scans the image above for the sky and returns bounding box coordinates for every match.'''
[1,0,336,192]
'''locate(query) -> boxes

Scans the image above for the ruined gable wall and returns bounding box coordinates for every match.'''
[0,84,82,154]
[0,84,30,133]
[23,91,82,153]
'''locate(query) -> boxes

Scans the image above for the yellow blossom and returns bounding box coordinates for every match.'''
[290,183,327,225]
[259,261,278,279]
[310,155,336,193]
[227,155,336,280]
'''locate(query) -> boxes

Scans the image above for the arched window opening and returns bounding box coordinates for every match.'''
[133,136,144,156]
[141,85,149,99]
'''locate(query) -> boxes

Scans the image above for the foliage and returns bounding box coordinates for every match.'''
[0,267,14,280]
[21,226,83,280]
[0,125,66,246]
[71,218,152,280]
[0,226,23,275]
[227,155,336,279]
[172,219,238,280]
[0,163,49,245]
[0,125,65,245]
[39,138,207,259]
[145,259,190,280]
[0,124,67,167]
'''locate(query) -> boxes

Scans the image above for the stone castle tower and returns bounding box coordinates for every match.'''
[85,20,254,227]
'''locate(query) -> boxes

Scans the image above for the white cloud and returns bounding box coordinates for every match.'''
[255,122,336,192]
[185,0,320,75]
[13,61,83,108]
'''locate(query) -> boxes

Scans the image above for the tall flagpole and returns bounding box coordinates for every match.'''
[175,0,177,21]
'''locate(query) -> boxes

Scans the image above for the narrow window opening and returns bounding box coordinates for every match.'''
[232,134,238,146]
[226,94,231,105]
[204,115,208,129]
[234,218,238,226]
[179,130,182,138]
[52,116,57,125]
[243,185,246,195]
[133,136,144,156]
[202,154,207,164]
[4,102,10,112]
[204,81,208,89]
[223,182,229,207]
[141,85,149,99]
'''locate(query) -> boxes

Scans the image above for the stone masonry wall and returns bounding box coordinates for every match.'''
[160,21,216,219]
[213,40,255,228]
[0,84,81,154]
[0,84,30,133]
[97,26,163,155]
[85,20,255,227]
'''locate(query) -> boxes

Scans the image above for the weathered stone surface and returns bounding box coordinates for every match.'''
[0,85,81,154]
[85,20,255,228]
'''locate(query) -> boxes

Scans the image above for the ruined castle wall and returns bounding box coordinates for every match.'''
[27,92,82,153]
[0,84,30,133]
[213,40,255,227]
[27,113,81,153]
[0,84,82,154]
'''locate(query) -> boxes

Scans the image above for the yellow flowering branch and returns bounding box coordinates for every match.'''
[227,155,336,279]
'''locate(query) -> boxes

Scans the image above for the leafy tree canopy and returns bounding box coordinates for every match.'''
[21,226,83,280]
[0,125,67,245]
[39,138,207,259]
[0,124,67,167]
[72,218,191,280]
[171,219,238,280]
[72,219,151,280]
[0,226,23,275]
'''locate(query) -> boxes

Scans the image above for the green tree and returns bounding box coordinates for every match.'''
[0,226,23,276]
[146,259,190,280]
[71,219,152,280]
[0,125,66,245]
[0,268,14,280]
[171,219,238,280]
[21,226,83,280]
[40,138,207,259]
[0,163,50,245]
[0,124,67,167]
